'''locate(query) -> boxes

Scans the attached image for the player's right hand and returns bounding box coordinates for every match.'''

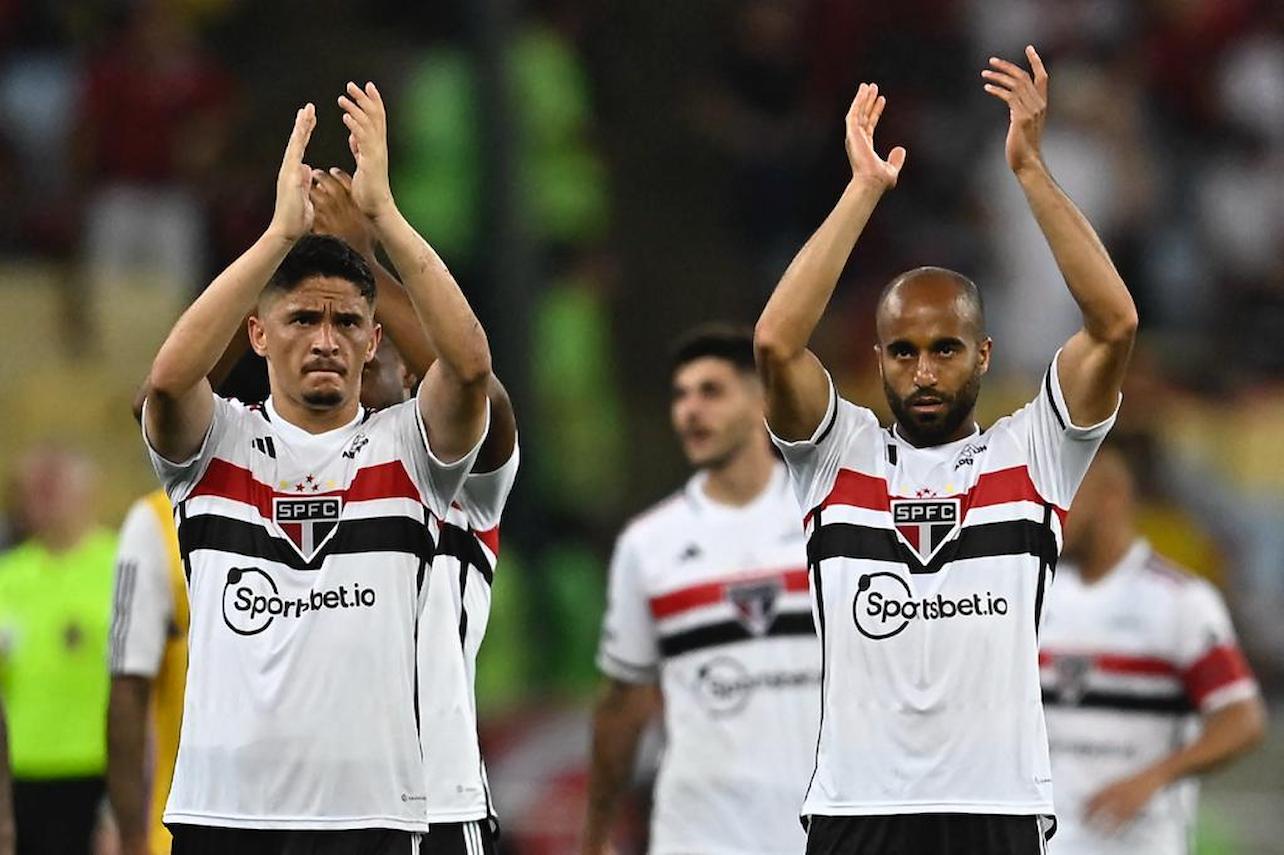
[844,82,906,190]
[269,103,317,242]
[338,81,395,223]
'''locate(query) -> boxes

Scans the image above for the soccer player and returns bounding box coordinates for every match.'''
[1040,447,1265,854]
[311,169,521,855]
[141,81,492,853]
[753,47,1138,854]
[583,327,820,855]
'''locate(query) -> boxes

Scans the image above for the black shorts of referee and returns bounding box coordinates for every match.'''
[807,813,1052,855]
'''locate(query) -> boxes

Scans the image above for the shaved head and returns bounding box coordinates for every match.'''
[876,267,986,343]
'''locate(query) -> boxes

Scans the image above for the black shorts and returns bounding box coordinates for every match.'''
[168,824,421,855]
[420,820,496,855]
[806,813,1048,855]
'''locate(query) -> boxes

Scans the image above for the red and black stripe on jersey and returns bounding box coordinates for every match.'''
[175,457,437,575]
[652,568,815,658]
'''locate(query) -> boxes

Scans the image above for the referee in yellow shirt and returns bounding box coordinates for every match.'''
[0,448,115,854]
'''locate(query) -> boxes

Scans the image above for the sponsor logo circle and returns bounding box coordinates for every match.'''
[223,567,280,636]
[694,656,755,717]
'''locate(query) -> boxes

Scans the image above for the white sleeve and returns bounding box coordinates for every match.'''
[458,442,520,531]
[1175,580,1258,713]
[142,394,243,503]
[767,371,880,513]
[109,500,174,678]
[596,529,659,684]
[1018,349,1120,509]
[390,389,491,518]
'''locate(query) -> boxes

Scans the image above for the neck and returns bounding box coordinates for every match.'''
[702,435,776,507]
[894,416,977,448]
[1076,525,1136,585]
[37,519,92,555]
[273,394,360,434]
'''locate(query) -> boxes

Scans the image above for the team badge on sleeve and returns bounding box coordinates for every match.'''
[273,496,343,561]
[891,498,961,564]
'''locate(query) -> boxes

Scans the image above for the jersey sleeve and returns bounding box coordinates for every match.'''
[142,394,244,504]
[458,443,520,532]
[767,371,881,513]
[390,389,491,518]
[109,500,174,678]
[1175,580,1258,713]
[596,528,659,684]
[1013,349,1120,510]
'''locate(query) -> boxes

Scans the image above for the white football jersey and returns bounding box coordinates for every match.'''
[597,463,820,855]
[109,497,175,678]
[1040,541,1258,855]
[144,392,485,831]
[418,446,519,824]
[771,354,1115,820]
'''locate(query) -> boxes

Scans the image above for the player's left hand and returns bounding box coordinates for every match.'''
[310,167,375,257]
[338,81,395,222]
[982,45,1048,175]
[1084,769,1164,833]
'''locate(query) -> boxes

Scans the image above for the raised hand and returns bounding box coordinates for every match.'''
[337,81,394,222]
[270,104,317,242]
[844,82,907,190]
[310,168,375,256]
[982,45,1048,175]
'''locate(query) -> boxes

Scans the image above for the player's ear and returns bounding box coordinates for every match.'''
[248,314,269,357]
[977,337,993,376]
[873,343,885,378]
[366,323,383,364]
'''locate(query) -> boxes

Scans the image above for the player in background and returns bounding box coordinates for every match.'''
[753,47,1138,854]
[311,169,518,855]
[0,700,13,855]
[142,81,492,855]
[1041,447,1265,855]
[583,327,820,855]
[109,335,257,855]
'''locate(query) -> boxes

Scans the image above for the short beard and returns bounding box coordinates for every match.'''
[302,389,344,409]
[885,370,982,447]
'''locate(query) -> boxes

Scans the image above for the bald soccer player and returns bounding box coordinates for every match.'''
[754,48,1138,854]
[1041,447,1265,855]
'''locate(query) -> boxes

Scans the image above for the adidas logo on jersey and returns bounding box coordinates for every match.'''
[222,567,377,636]
[852,572,1009,640]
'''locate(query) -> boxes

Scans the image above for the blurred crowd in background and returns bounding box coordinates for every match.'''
[0,0,1281,852]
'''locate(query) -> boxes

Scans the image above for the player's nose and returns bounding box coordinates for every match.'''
[913,354,937,385]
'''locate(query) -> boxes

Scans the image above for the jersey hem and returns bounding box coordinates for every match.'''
[423,807,490,823]
[802,801,1054,817]
[161,812,430,832]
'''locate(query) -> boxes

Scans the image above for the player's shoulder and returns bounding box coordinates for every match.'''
[120,492,169,539]
[1138,549,1203,589]
[618,486,692,545]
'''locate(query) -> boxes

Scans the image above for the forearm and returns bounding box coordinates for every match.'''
[371,208,490,385]
[582,686,652,851]
[106,678,153,849]
[368,254,437,380]
[1016,163,1136,341]
[150,230,294,395]
[755,179,886,358]
[1145,698,1267,786]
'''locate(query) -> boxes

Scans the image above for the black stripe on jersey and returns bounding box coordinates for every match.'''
[808,519,1058,575]
[1033,504,1054,632]
[814,396,840,446]
[437,524,494,586]
[803,506,828,814]
[658,610,816,658]
[1044,366,1067,431]
[177,500,194,583]
[1042,689,1193,715]
[178,514,434,572]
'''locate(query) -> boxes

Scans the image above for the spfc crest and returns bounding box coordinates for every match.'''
[273,496,342,561]
[1053,654,1094,704]
[726,579,781,636]
[891,497,961,564]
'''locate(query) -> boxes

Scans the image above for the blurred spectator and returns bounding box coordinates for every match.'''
[77,0,233,295]
[0,447,116,854]
[689,0,820,291]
